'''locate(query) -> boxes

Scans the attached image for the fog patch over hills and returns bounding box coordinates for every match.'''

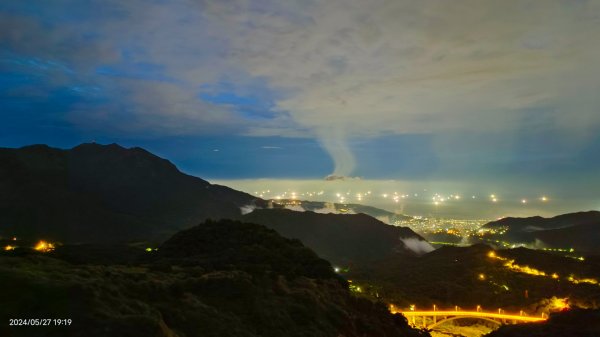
[240,204,258,215]
[284,204,306,212]
[216,179,599,219]
[400,237,435,255]
[375,215,391,224]
[313,202,357,214]
[324,175,362,181]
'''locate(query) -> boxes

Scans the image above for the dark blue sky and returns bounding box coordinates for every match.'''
[1,0,599,192]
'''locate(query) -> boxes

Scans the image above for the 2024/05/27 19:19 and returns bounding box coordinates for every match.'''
[8,318,72,326]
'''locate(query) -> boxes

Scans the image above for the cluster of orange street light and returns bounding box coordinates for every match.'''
[3,239,56,253]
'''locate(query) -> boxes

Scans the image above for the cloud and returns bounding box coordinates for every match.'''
[400,237,435,255]
[313,201,356,215]
[223,0,600,174]
[240,204,257,215]
[523,226,545,232]
[284,205,305,212]
[2,0,600,176]
[313,207,334,214]
[375,215,391,224]
[313,201,337,214]
[459,235,471,246]
[319,129,356,176]
[324,175,361,181]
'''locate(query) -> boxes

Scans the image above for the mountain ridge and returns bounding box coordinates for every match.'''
[483,211,600,231]
[0,143,428,265]
[481,211,600,253]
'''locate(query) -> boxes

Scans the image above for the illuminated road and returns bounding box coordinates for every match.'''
[401,311,545,322]
[392,309,546,329]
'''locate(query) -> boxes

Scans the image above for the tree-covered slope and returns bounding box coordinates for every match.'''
[243,208,431,265]
[0,219,429,337]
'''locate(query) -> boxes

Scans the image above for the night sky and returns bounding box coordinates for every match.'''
[1,1,600,216]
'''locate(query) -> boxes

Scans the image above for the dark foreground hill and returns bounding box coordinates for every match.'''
[243,209,432,265]
[481,211,600,254]
[0,219,429,337]
[0,143,264,243]
[485,308,600,337]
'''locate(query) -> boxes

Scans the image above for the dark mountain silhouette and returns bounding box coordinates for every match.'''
[533,222,600,254]
[0,143,264,243]
[481,211,600,253]
[242,208,432,265]
[0,143,428,266]
[0,219,430,337]
[483,211,600,232]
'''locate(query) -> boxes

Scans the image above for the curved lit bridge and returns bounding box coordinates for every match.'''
[393,309,546,329]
